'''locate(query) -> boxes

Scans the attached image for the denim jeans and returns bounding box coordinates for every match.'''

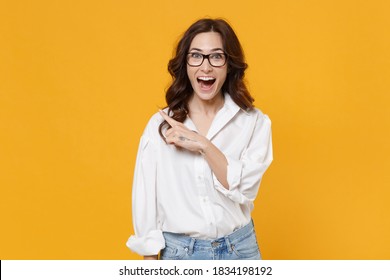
[160,220,261,260]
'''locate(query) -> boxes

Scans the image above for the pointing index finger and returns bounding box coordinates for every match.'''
[159,109,179,127]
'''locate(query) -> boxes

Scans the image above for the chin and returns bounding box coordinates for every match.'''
[194,86,223,100]
[195,92,220,102]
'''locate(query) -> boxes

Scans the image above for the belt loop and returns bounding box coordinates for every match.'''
[224,236,232,253]
[188,238,195,256]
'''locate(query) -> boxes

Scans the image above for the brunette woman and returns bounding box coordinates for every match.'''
[127,18,273,260]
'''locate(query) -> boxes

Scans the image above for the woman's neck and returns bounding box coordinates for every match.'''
[188,93,225,116]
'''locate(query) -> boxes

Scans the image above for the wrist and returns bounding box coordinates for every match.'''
[198,137,210,155]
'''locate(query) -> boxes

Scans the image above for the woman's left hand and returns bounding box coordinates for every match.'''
[159,110,206,154]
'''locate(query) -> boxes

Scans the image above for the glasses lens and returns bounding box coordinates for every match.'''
[209,53,226,67]
[187,53,203,66]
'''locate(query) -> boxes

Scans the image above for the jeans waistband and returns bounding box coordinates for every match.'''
[162,219,255,253]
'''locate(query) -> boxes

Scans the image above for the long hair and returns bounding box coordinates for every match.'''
[158,18,254,139]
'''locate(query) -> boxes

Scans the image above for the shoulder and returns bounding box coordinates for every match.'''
[147,110,165,128]
[240,107,271,126]
[225,93,270,123]
[142,110,165,138]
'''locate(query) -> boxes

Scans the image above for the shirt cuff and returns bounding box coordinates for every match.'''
[126,229,165,256]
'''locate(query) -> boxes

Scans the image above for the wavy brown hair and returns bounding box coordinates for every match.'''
[159,18,254,139]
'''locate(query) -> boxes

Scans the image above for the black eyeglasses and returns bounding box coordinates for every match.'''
[186,52,228,67]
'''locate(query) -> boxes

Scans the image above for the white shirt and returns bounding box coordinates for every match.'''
[126,94,273,256]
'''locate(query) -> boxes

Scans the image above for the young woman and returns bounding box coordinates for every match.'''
[127,18,273,260]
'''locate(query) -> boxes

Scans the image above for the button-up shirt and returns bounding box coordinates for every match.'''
[126,94,273,256]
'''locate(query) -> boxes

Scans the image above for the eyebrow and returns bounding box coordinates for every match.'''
[189,48,224,52]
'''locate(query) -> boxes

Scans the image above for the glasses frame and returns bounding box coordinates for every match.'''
[186,52,228,67]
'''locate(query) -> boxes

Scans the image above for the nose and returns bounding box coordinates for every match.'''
[200,58,213,72]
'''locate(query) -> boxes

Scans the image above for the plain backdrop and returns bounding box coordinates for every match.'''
[1,0,389,259]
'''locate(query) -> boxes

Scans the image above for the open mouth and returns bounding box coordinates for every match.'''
[197,76,216,90]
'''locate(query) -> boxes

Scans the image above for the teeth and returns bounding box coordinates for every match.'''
[198,77,215,81]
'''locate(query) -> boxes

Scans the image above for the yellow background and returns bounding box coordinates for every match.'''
[1,0,389,259]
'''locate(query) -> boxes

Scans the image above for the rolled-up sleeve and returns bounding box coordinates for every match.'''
[213,114,273,204]
[126,132,165,256]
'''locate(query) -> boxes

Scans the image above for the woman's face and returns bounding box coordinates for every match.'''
[187,32,228,102]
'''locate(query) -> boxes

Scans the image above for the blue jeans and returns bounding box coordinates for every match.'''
[160,220,261,260]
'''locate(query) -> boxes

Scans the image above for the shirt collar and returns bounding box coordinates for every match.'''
[206,93,245,140]
[183,93,246,140]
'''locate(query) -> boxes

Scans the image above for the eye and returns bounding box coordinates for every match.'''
[210,53,224,60]
[189,53,203,59]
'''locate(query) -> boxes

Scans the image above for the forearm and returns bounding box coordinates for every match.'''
[200,139,229,189]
